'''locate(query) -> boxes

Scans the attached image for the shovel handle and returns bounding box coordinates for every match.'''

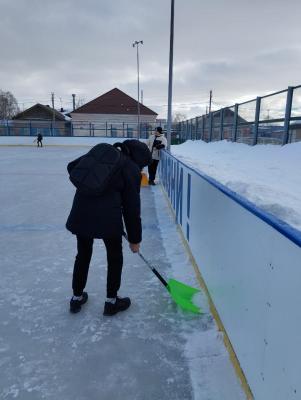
[138,252,168,288]
[122,233,168,288]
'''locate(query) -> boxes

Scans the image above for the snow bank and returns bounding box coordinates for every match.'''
[171,140,301,232]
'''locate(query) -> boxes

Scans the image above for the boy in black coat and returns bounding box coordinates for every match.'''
[66,140,151,316]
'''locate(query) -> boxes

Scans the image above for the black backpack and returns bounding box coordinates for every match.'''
[69,143,124,195]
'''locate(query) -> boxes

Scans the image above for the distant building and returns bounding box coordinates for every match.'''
[289,123,301,142]
[69,88,158,137]
[12,103,70,136]
[13,103,66,122]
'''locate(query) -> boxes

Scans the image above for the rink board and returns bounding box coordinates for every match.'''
[0,136,132,146]
[159,150,301,400]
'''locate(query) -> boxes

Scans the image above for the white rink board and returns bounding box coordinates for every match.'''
[159,151,301,400]
[0,136,143,146]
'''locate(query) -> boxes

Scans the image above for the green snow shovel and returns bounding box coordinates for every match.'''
[137,251,202,314]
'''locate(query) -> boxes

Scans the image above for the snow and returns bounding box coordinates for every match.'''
[0,146,245,399]
[172,140,301,232]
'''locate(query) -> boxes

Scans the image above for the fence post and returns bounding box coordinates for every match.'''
[29,121,32,136]
[6,120,10,136]
[195,117,199,140]
[232,104,238,142]
[283,86,294,145]
[123,122,125,137]
[220,108,224,140]
[105,122,108,136]
[187,120,189,139]
[209,112,213,142]
[253,97,261,146]
[201,116,204,141]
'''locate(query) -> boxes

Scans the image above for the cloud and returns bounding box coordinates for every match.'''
[0,0,301,119]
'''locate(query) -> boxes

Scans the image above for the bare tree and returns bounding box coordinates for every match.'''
[0,90,19,119]
[173,112,187,123]
[75,97,86,109]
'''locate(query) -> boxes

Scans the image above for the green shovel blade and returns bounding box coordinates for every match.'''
[167,278,203,314]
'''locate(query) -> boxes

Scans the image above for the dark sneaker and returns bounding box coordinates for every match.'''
[70,292,88,313]
[148,180,156,185]
[103,296,131,316]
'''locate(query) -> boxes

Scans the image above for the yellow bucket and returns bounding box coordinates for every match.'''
[141,172,148,186]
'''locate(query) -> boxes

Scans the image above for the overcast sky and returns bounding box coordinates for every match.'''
[1,0,301,119]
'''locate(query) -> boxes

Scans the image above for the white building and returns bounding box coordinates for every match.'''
[70,88,158,137]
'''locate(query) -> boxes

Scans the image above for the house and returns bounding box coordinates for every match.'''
[69,88,158,137]
[12,103,70,136]
[178,107,249,142]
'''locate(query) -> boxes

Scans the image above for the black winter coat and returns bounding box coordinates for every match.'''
[66,142,150,243]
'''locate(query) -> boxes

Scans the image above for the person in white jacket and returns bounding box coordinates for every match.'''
[146,127,167,185]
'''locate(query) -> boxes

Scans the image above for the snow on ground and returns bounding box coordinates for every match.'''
[172,140,301,232]
[0,146,245,400]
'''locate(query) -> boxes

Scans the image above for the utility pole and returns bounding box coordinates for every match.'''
[132,40,143,138]
[209,90,212,114]
[51,92,55,122]
[72,94,76,111]
[141,89,143,105]
[51,92,55,136]
[167,0,175,151]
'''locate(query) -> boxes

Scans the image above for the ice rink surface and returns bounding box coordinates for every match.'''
[0,146,245,400]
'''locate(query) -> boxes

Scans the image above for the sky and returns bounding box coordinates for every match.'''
[1,0,301,119]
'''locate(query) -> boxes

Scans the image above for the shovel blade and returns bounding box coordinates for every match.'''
[167,278,202,314]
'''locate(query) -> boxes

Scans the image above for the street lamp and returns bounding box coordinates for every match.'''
[132,40,143,138]
[167,0,175,151]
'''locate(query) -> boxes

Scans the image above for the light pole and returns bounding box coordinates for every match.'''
[167,0,175,151]
[132,40,143,138]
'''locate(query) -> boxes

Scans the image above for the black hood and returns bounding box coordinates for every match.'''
[122,140,152,169]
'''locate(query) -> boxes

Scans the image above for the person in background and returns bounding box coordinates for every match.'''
[34,133,43,147]
[146,127,167,185]
[66,140,152,316]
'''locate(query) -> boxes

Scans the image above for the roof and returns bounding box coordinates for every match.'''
[13,103,66,121]
[71,88,158,116]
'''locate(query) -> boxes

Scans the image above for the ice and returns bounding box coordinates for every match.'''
[0,146,245,399]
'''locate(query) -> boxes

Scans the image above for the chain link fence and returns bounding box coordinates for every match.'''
[0,121,167,139]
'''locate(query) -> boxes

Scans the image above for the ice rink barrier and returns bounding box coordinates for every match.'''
[159,150,301,400]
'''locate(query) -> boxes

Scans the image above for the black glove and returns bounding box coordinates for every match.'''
[155,144,165,150]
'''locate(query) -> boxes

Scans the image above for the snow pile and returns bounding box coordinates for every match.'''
[171,140,301,232]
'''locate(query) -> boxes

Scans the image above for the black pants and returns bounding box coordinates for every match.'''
[37,140,43,147]
[148,159,159,181]
[72,235,123,298]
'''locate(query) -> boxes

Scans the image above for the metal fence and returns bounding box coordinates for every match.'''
[177,85,301,145]
[0,121,167,139]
